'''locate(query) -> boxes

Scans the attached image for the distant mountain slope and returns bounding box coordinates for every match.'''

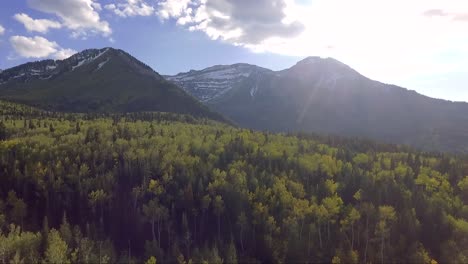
[0,48,225,121]
[165,63,271,102]
[167,57,468,152]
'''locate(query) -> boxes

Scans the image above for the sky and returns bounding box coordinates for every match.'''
[0,0,467,102]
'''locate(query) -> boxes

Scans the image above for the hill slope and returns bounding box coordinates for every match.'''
[167,57,468,152]
[0,48,224,121]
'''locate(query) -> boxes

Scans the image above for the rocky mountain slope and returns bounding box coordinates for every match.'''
[165,63,271,102]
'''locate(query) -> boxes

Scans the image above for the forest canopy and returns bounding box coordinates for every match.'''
[0,100,467,263]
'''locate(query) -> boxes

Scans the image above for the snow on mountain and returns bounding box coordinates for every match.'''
[96,58,110,71]
[0,59,59,84]
[250,83,258,97]
[0,48,112,85]
[71,48,109,71]
[166,63,271,102]
[46,65,57,71]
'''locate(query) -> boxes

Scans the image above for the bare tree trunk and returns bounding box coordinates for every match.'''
[318,224,322,249]
[167,223,171,249]
[193,214,197,243]
[300,219,304,241]
[364,216,369,264]
[381,235,384,264]
[99,242,102,264]
[157,218,161,248]
[201,211,205,238]
[217,214,221,241]
[128,240,131,264]
[357,225,361,248]
[151,218,156,243]
[100,203,104,226]
[307,226,311,258]
[252,226,256,252]
[240,226,244,253]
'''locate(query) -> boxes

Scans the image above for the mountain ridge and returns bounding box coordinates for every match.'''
[0,47,226,122]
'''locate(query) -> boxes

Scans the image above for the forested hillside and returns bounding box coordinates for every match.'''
[0,100,467,263]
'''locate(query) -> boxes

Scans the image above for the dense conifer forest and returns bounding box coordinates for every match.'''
[0,100,467,263]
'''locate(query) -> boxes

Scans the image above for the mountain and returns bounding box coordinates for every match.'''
[166,57,468,152]
[165,63,271,102]
[0,48,224,121]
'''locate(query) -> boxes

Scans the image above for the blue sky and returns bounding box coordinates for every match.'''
[1,0,467,102]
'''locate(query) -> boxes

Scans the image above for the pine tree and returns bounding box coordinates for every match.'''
[45,229,69,264]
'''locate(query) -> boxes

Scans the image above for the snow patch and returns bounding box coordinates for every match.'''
[13,73,25,79]
[72,59,88,71]
[94,48,109,60]
[250,75,262,97]
[40,75,53,80]
[96,58,110,71]
[72,48,109,71]
[250,83,259,97]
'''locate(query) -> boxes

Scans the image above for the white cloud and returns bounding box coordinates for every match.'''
[0,24,5,35]
[53,48,77,59]
[157,0,192,20]
[10,35,76,59]
[10,36,59,58]
[14,13,62,33]
[157,0,304,44]
[91,2,102,11]
[105,0,154,17]
[28,0,111,37]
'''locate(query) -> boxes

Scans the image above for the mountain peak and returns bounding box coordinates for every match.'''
[0,47,164,87]
[295,56,348,68]
[286,56,361,82]
[64,47,120,62]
